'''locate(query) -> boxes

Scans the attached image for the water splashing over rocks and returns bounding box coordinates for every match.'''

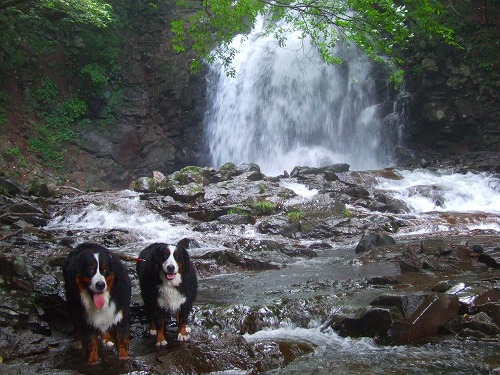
[0,158,498,373]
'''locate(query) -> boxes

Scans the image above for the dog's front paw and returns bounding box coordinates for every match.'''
[177,326,191,341]
[149,329,157,336]
[102,339,115,348]
[155,339,168,347]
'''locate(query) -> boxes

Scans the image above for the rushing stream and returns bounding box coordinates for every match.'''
[46,169,500,374]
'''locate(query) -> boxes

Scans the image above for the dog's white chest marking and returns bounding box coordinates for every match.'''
[79,253,123,332]
[158,277,186,312]
[80,290,123,331]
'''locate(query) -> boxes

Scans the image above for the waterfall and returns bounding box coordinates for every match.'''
[204,17,403,176]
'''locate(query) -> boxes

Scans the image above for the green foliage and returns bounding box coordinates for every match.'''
[28,92,87,168]
[257,183,267,194]
[253,200,276,215]
[287,209,304,223]
[4,147,27,167]
[228,206,251,216]
[39,0,114,28]
[173,0,458,83]
[27,78,59,114]
[0,0,124,169]
[81,64,109,91]
[342,207,353,218]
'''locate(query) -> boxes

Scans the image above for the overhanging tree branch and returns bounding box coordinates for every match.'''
[0,0,34,11]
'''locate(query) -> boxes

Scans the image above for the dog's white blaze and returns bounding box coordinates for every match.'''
[90,253,107,294]
[79,253,123,332]
[162,249,179,275]
[158,274,186,312]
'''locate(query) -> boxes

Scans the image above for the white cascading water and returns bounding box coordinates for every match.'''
[205,17,399,176]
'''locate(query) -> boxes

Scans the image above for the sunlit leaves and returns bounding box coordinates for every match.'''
[172,0,457,83]
[40,0,114,27]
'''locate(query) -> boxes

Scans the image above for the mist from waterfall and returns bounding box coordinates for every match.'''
[204,17,402,176]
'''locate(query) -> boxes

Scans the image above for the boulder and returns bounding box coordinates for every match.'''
[328,293,460,344]
[355,232,396,254]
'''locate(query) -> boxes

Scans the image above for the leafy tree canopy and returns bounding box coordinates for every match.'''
[0,0,114,27]
[172,0,458,82]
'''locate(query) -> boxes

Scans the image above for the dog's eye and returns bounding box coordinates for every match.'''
[174,252,182,261]
[101,267,108,275]
[162,251,169,261]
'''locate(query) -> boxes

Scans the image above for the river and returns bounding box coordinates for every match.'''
[43,167,500,374]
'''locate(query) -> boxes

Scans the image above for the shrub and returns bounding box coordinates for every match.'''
[287,210,304,223]
[254,201,276,215]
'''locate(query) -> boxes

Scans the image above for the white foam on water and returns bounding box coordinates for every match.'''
[47,190,193,243]
[376,169,500,214]
[281,181,319,203]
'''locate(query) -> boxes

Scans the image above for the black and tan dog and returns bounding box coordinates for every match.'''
[136,241,197,346]
[63,242,131,364]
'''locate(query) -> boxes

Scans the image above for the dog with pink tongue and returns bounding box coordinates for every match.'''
[63,242,131,364]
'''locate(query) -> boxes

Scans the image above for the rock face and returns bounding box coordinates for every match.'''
[402,2,500,155]
[69,2,206,188]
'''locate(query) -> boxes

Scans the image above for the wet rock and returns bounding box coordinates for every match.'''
[329,307,393,339]
[447,312,500,336]
[399,248,423,272]
[355,232,396,254]
[420,238,451,256]
[478,302,500,327]
[372,294,460,344]
[431,280,456,293]
[0,175,21,196]
[129,176,157,192]
[367,276,401,286]
[0,327,52,360]
[200,250,280,270]
[164,182,205,203]
[219,214,252,225]
[372,191,410,213]
[472,244,484,254]
[478,247,500,268]
[257,216,301,238]
[251,341,285,371]
[345,185,370,198]
[329,293,460,344]
[210,162,240,182]
[290,163,350,178]
[456,287,500,314]
[154,334,257,374]
[171,165,211,186]
[231,238,317,258]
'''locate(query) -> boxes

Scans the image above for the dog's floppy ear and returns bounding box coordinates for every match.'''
[176,238,190,250]
[175,239,191,271]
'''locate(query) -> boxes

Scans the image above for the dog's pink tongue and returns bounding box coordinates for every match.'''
[93,293,106,309]
[166,273,176,280]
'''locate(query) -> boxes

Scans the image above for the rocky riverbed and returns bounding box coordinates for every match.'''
[0,154,499,374]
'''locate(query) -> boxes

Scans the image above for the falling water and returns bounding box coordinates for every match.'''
[205,17,402,176]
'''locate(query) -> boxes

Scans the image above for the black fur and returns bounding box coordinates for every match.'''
[136,241,197,345]
[63,242,131,364]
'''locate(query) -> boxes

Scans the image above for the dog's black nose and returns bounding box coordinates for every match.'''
[166,264,175,273]
[95,281,106,291]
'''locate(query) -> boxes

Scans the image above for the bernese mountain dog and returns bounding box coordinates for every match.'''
[63,242,131,364]
[136,241,197,347]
